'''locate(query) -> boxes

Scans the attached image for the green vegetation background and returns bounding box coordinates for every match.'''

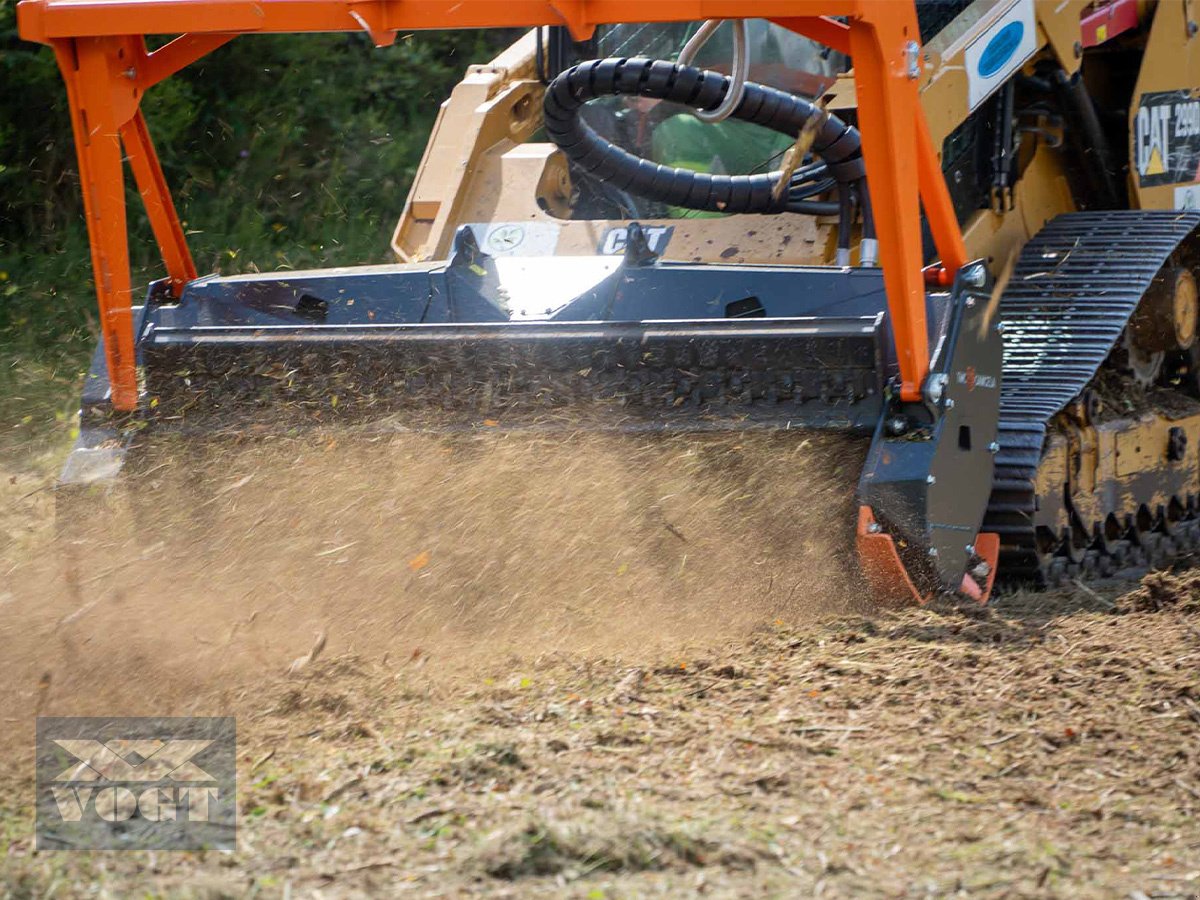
[0,1,512,455]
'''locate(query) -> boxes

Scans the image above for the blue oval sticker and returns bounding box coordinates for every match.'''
[978,21,1024,78]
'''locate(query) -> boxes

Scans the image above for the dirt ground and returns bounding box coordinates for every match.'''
[2,431,1199,898]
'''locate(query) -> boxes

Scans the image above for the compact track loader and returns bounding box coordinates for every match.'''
[17,0,1200,603]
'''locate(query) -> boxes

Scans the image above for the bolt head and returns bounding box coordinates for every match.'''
[988,441,1000,454]
[928,547,939,557]
[926,474,937,485]
[965,544,975,556]
[945,398,955,410]
[926,373,947,404]
[867,522,882,534]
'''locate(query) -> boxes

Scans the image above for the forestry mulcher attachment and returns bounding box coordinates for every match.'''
[18,0,1200,602]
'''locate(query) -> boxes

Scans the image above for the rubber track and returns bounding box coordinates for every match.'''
[983,210,1200,586]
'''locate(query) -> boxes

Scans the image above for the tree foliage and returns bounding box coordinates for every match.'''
[0,1,513,353]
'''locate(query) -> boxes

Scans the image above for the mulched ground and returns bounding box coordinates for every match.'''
[4,574,1199,898]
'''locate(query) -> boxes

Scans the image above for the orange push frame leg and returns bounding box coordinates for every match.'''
[55,37,139,411]
[844,4,929,403]
[52,33,217,410]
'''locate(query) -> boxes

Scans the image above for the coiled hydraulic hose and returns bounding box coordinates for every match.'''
[543,57,867,227]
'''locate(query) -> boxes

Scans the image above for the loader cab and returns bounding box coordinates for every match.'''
[392,19,864,268]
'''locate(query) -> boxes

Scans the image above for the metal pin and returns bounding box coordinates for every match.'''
[905,41,921,79]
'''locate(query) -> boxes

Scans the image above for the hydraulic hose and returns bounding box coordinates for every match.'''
[543,57,866,218]
[677,19,748,124]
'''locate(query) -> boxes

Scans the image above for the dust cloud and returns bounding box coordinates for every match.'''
[0,429,866,727]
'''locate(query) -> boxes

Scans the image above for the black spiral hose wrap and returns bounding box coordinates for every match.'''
[543,57,866,216]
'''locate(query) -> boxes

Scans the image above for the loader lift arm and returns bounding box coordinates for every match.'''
[17,0,966,411]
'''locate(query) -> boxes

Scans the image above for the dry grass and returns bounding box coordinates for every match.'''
[1,431,1199,897]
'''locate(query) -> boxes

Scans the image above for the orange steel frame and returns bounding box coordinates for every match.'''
[17,0,968,412]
